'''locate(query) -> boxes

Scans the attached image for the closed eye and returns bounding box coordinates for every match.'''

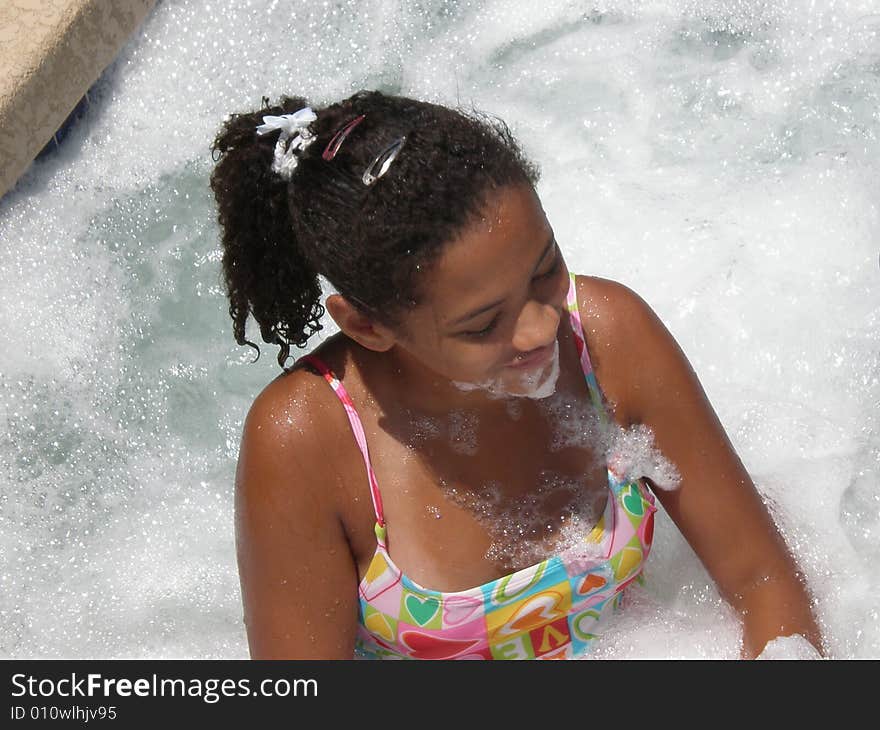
[462,315,500,339]
[459,241,560,339]
[534,244,561,281]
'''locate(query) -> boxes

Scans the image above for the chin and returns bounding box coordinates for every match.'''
[452,341,561,400]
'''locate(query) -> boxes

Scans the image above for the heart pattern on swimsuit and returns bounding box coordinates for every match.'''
[364,611,396,643]
[622,484,644,517]
[405,594,440,626]
[640,510,655,548]
[611,537,643,581]
[497,590,567,638]
[400,631,482,660]
[577,573,607,595]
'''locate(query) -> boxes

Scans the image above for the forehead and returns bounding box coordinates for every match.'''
[421,185,551,318]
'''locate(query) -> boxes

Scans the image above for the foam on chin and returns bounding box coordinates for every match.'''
[452,340,561,400]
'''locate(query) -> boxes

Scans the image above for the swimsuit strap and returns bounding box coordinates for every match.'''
[566,271,611,427]
[299,354,387,548]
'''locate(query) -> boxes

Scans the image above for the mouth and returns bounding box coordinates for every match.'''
[506,343,555,370]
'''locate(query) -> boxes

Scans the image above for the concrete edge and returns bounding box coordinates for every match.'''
[0,0,157,199]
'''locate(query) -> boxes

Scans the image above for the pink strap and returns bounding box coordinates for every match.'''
[300,354,386,542]
[566,271,595,377]
[566,273,610,423]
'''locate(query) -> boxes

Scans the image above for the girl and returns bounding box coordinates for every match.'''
[210,90,824,660]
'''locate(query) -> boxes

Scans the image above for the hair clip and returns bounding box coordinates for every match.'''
[322,114,366,161]
[362,136,407,186]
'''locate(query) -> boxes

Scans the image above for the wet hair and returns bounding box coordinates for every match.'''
[210,90,539,368]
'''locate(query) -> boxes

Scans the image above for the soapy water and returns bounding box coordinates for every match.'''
[606,424,682,493]
[0,0,878,659]
[541,391,681,491]
[428,386,679,570]
[755,633,824,660]
[443,473,607,570]
[453,340,562,400]
[448,409,480,455]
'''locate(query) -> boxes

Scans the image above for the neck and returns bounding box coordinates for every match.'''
[373,345,514,420]
[351,321,577,424]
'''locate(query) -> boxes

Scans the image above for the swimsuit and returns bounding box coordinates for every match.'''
[300,272,656,659]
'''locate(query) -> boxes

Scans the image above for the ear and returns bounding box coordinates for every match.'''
[325,294,397,352]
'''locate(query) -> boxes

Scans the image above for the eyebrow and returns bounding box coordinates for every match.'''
[448,233,557,327]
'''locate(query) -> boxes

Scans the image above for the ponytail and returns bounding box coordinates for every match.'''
[210,96,324,368]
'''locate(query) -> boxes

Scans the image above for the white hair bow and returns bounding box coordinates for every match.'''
[256,107,318,181]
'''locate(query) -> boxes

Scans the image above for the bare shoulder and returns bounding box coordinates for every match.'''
[245,359,340,451]
[572,274,671,426]
[236,351,350,515]
[572,274,661,338]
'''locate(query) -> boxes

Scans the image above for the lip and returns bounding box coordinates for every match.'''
[506,344,555,370]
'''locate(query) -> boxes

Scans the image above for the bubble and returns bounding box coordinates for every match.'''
[452,340,561,400]
[539,387,680,492]
[606,423,681,492]
[441,471,605,570]
[541,390,606,453]
[448,409,479,455]
[756,634,822,660]
[405,411,441,446]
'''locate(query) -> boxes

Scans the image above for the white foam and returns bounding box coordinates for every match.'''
[442,471,604,569]
[540,387,680,491]
[542,389,606,452]
[606,423,682,492]
[448,409,479,455]
[756,634,824,661]
[452,340,561,400]
[406,412,441,446]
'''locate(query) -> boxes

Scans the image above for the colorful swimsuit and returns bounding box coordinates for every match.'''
[301,272,656,659]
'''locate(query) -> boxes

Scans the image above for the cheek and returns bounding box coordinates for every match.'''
[406,333,501,381]
[451,343,509,379]
[421,334,508,383]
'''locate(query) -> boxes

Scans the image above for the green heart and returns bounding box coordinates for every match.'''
[622,485,644,517]
[405,594,440,626]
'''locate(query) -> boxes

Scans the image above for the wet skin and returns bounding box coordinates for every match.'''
[235,184,825,659]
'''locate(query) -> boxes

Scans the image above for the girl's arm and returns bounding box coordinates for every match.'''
[235,374,360,659]
[577,275,825,659]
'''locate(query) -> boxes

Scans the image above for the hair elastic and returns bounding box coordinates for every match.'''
[255,106,317,180]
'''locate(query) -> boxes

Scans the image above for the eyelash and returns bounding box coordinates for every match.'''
[462,250,561,339]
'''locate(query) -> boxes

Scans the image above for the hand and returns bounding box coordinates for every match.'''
[737,569,825,660]
[752,634,824,660]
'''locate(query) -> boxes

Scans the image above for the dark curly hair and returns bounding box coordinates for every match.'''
[210,90,540,368]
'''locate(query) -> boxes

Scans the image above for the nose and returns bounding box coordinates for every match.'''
[512,300,561,354]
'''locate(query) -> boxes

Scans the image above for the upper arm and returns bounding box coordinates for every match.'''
[579,277,801,602]
[234,374,359,659]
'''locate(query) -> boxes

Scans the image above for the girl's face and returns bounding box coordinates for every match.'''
[390,184,570,399]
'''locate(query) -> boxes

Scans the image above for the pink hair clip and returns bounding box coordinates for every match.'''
[322,114,366,161]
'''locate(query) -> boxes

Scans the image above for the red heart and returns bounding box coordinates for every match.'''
[400,631,482,660]
[642,511,655,547]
